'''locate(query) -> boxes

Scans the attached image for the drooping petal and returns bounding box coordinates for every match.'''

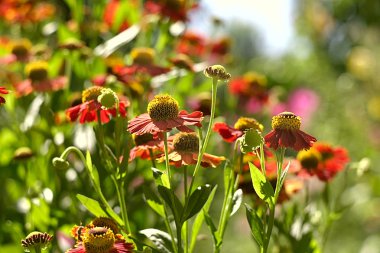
[213,122,243,142]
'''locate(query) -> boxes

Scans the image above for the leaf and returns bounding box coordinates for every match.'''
[76,194,108,217]
[143,186,165,217]
[223,163,233,195]
[249,162,274,205]
[182,184,213,222]
[157,185,183,225]
[230,189,243,217]
[279,161,291,190]
[240,129,264,153]
[245,204,264,247]
[203,211,220,245]
[189,186,217,253]
[140,228,174,253]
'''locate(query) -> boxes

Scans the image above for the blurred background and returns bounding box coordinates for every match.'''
[1,0,380,252]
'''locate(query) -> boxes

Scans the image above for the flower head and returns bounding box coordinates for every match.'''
[21,231,53,252]
[128,94,203,135]
[90,217,119,234]
[203,65,231,81]
[158,132,225,168]
[129,133,163,161]
[66,86,128,124]
[264,112,316,151]
[0,86,9,105]
[14,147,33,161]
[213,117,263,143]
[297,142,349,181]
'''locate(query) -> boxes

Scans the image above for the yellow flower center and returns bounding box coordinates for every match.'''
[131,47,155,65]
[82,86,104,103]
[25,61,49,82]
[147,94,179,121]
[83,227,115,253]
[297,148,321,171]
[173,133,199,153]
[91,217,119,234]
[133,133,154,146]
[244,72,267,87]
[271,112,301,130]
[234,117,264,132]
[11,39,31,59]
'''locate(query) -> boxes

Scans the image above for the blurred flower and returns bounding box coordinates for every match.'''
[210,37,231,57]
[128,94,203,135]
[187,92,212,116]
[213,117,263,143]
[176,31,206,58]
[0,38,32,64]
[13,61,67,96]
[265,112,317,151]
[297,142,349,181]
[347,47,376,80]
[158,132,225,167]
[66,227,134,253]
[129,133,163,161]
[144,0,197,22]
[66,86,129,124]
[272,88,320,127]
[0,0,55,24]
[0,86,9,105]
[21,231,53,252]
[169,54,194,71]
[13,147,33,160]
[229,72,269,113]
[103,0,131,32]
[59,38,86,51]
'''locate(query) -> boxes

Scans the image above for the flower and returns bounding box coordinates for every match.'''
[21,231,53,252]
[169,54,195,71]
[13,61,67,96]
[203,65,231,81]
[66,86,129,124]
[264,112,316,151]
[176,31,206,58]
[0,86,9,105]
[213,117,264,143]
[128,94,203,135]
[0,38,31,64]
[129,133,163,161]
[158,132,225,167]
[297,142,349,181]
[0,1,55,24]
[103,0,131,32]
[144,0,196,22]
[66,227,134,253]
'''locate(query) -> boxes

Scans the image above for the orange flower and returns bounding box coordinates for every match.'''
[144,0,197,22]
[128,94,203,135]
[213,117,264,143]
[129,133,163,161]
[265,112,316,151]
[158,132,225,168]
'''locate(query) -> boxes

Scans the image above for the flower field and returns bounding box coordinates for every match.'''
[1,1,379,253]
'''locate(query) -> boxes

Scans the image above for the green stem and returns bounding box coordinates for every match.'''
[149,148,157,168]
[163,132,172,188]
[189,78,218,193]
[183,166,189,253]
[111,176,131,233]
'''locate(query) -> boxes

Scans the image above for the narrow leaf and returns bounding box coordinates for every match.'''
[203,211,220,245]
[182,184,213,222]
[249,162,274,205]
[157,185,183,225]
[279,161,291,190]
[245,204,264,247]
[223,164,233,195]
[76,194,108,217]
[230,189,243,217]
[140,228,174,253]
[143,186,165,217]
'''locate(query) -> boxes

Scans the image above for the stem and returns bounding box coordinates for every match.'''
[111,176,131,233]
[163,132,172,188]
[183,166,188,253]
[189,78,218,193]
[149,148,157,168]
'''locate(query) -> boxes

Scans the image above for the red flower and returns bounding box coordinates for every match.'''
[158,132,225,168]
[0,87,9,105]
[265,112,316,151]
[66,87,129,124]
[128,94,203,135]
[144,0,197,22]
[129,133,163,161]
[103,0,131,32]
[176,31,206,58]
[213,117,264,143]
[297,142,349,181]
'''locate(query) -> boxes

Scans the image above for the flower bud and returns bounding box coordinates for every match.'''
[203,65,231,81]
[52,157,70,170]
[97,88,119,109]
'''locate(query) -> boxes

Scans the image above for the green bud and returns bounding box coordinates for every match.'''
[203,65,231,81]
[97,88,119,109]
[52,157,70,170]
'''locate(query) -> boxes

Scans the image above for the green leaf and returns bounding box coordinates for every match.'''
[240,129,264,153]
[223,163,233,196]
[157,185,183,225]
[189,186,217,253]
[76,194,108,217]
[249,162,274,205]
[230,189,243,217]
[279,161,291,190]
[182,184,213,222]
[143,186,165,217]
[245,204,264,247]
[203,211,220,245]
[140,228,174,253]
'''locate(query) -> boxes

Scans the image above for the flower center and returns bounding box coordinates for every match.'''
[271,112,301,130]
[82,86,104,103]
[97,88,118,109]
[234,117,263,132]
[91,217,119,234]
[133,133,154,146]
[83,227,115,253]
[297,148,321,171]
[11,39,31,59]
[131,47,155,65]
[173,133,199,153]
[147,94,179,121]
[25,61,49,82]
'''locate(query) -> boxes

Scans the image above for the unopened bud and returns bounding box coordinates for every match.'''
[203,65,231,81]
[52,157,70,170]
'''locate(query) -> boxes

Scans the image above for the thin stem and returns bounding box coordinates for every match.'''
[163,132,172,187]
[149,148,157,168]
[183,166,189,253]
[111,176,131,233]
[189,78,218,193]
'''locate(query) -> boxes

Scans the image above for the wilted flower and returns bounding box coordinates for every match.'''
[158,132,225,168]
[264,112,316,151]
[128,94,203,135]
[213,117,263,143]
[21,231,53,252]
[297,142,349,181]
[66,86,129,124]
